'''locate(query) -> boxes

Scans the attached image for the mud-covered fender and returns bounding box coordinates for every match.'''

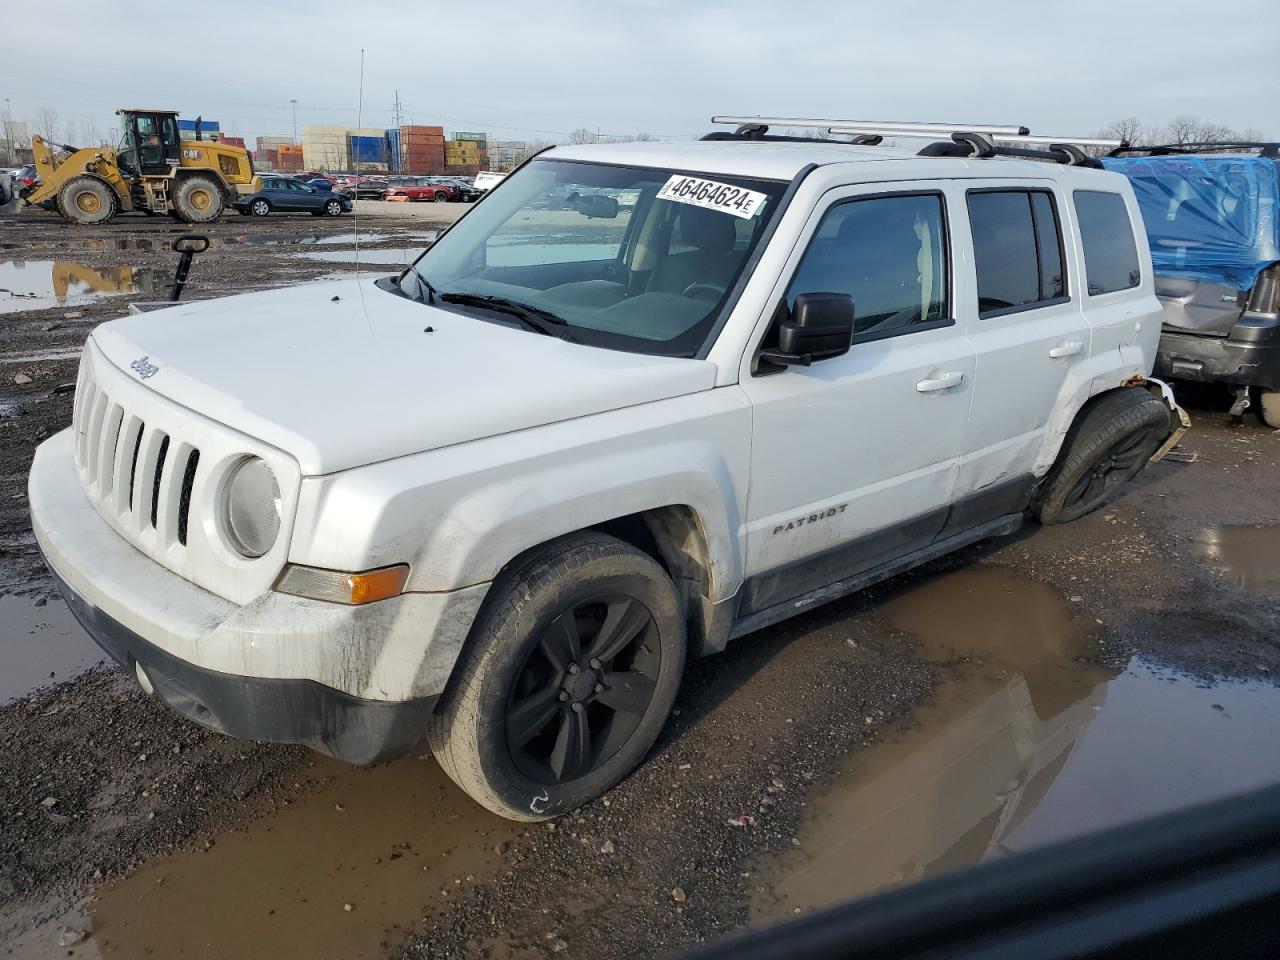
[287,389,753,601]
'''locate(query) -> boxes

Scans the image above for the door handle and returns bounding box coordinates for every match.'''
[1049,340,1084,359]
[915,371,965,393]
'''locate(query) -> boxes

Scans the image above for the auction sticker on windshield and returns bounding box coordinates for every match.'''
[657,175,766,220]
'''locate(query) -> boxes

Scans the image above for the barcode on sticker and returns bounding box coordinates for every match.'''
[656,175,766,220]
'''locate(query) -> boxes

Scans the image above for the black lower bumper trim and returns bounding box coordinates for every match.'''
[49,565,436,765]
[1156,330,1280,390]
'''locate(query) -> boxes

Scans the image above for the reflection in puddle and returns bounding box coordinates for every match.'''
[751,567,1280,921]
[89,755,515,960]
[293,247,427,266]
[1195,524,1280,596]
[0,594,106,703]
[0,260,163,314]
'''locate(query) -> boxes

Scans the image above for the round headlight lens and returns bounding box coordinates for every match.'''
[223,457,281,558]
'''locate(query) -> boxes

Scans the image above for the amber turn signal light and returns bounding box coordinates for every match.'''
[275,563,410,605]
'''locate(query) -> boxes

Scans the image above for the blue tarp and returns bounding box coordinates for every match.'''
[1102,155,1280,290]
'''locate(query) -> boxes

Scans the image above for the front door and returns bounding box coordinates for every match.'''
[737,184,975,615]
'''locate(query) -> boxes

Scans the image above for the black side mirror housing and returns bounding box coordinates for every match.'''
[759,293,855,371]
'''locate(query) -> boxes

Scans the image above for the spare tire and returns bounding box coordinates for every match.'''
[173,175,224,223]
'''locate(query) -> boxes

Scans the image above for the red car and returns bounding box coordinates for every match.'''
[385,178,455,202]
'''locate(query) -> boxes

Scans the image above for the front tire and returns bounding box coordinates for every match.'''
[56,176,117,225]
[250,198,270,217]
[429,533,685,821]
[324,199,343,217]
[1033,387,1172,525]
[173,175,225,223]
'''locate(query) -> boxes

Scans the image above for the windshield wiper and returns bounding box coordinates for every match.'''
[439,292,574,340]
[404,264,436,304]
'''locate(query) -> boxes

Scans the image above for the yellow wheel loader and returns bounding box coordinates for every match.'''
[24,109,258,226]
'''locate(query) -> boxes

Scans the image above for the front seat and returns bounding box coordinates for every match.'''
[653,205,739,296]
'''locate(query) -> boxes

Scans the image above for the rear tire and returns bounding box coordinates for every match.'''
[1258,389,1280,429]
[173,175,224,223]
[1032,388,1172,525]
[56,176,117,225]
[428,533,685,821]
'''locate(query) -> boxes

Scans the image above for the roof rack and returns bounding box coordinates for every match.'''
[1107,141,1279,159]
[705,117,1125,167]
[712,116,1030,137]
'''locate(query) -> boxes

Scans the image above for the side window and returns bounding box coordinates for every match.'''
[1074,190,1141,295]
[967,189,1067,317]
[785,193,949,341]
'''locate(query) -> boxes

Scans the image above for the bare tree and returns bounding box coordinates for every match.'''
[510,138,553,166]
[34,107,60,145]
[1096,116,1147,148]
[633,132,656,142]
[569,127,598,145]
[1163,114,1237,146]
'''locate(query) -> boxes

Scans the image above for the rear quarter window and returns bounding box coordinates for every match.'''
[1074,190,1142,295]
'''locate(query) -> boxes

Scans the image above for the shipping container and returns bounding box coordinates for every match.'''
[222,136,246,149]
[453,131,487,143]
[348,134,387,165]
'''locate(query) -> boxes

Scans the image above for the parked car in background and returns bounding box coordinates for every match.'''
[1105,143,1280,426]
[291,176,335,192]
[342,179,391,200]
[440,177,481,202]
[234,176,351,217]
[473,171,505,192]
[13,164,40,199]
[386,178,454,202]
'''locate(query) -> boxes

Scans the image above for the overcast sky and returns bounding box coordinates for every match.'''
[4,0,1276,145]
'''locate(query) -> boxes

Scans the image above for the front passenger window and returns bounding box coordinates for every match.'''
[785,193,949,341]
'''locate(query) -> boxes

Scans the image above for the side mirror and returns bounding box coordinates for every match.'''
[761,293,855,370]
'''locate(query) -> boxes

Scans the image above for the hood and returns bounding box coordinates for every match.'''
[90,278,716,475]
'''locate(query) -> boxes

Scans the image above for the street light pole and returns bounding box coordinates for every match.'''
[3,98,12,166]
[289,99,298,144]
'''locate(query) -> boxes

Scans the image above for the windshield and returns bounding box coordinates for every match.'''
[399,158,786,356]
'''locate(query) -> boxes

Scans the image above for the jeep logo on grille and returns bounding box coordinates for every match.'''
[129,356,159,379]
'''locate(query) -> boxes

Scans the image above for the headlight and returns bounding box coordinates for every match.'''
[223,457,281,558]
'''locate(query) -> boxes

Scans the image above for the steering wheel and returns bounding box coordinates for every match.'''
[682,282,727,301]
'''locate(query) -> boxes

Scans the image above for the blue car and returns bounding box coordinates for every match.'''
[234,176,352,217]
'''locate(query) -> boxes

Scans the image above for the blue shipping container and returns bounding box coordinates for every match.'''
[348,135,386,164]
[385,129,401,171]
[177,119,220,132]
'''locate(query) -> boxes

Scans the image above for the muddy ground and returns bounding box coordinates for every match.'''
[1,206,1279,960]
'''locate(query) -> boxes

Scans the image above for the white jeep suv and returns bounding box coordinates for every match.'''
[29,121,1184,820]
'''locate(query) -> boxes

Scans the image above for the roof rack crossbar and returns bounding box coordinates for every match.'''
[932,132,1102,168]
[994,134,1126,149]
[712,116,1030,137]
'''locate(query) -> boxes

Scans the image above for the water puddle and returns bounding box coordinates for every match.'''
[0,260,163,315]
[750,566,1280,921]
[84,753,515,959]
[1195,524,1280,596]
[293,248,427,266]
[0,594,106,703]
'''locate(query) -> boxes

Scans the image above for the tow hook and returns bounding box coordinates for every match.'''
[169,235,210,301]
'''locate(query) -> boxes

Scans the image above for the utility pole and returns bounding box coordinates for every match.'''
[392,90,403,172]
[289,98,298,144]
[3,98,12,166]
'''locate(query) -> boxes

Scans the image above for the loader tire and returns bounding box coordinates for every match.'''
[57,177,117,225]
[173,176,224,223]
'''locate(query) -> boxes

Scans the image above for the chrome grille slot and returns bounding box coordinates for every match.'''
[150,434,170,529]
[177,449,200,546]
[125,419,145,513]
[96,404,124,497]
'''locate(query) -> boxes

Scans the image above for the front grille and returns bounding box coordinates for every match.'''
[73,360,199,553]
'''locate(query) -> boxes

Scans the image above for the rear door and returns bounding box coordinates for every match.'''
[950,182,1090,530]
[737,183,975,615]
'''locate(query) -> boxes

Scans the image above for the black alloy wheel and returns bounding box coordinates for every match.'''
[505,595,661,785]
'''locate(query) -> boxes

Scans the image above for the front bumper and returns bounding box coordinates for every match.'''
[1155,327,1280,390]
[30,428,489,764]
